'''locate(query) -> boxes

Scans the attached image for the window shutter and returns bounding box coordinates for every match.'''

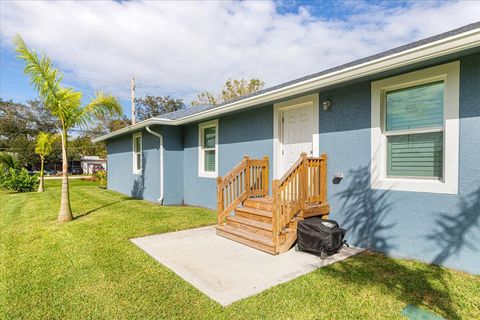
[387,132,443,178]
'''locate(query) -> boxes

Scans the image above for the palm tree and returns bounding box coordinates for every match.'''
[35,132,56,192]
[14,35,122,222]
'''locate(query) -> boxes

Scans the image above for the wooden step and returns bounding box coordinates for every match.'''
[216,225,276,254]
[226,216,273,238]
[244,196,273,211]
[302,203,330,218]
[235,206,272,223]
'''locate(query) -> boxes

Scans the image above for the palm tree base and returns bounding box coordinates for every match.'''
[57,211,73,223]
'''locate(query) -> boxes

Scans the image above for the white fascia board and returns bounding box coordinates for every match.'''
[92,118,174,142]
[93,29,480,143]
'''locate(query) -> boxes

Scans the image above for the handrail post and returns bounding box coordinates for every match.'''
[263,155,269,196]
[216,176,224,225]
[272,179,280,249]
[320,153,327,204]
[300,152,308,209]
[244,155,250,194]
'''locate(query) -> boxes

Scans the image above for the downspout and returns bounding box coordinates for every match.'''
[146,126,164,204]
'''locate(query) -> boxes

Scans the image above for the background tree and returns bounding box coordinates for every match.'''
[1,98,120,170]
[0,152,18,170]
[35,132,56,192]
[92,112,131,134]
[135,95,185,121]
[14,35,122,223]
[192,78,264,106]
[0,99,56,168]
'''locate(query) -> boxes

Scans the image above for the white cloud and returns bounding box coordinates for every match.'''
[1,0,479,102]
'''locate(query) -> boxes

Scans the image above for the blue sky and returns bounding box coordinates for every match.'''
[1,0,479,117]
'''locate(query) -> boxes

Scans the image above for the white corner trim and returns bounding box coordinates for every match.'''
[371,61,459,194]
[198,119,219,178]
[132,132,142,175]
[146,126,164,204]
[273,94,319,179]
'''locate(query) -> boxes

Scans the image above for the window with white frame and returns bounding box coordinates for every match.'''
[371,61,459,194]
[133,132,142,174]
[198,120,218,178]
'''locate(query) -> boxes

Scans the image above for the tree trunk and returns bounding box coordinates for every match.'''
[57,132,73,222]
[37,156,44,192]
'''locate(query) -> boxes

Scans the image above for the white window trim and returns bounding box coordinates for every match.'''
[371,61,459,194]
[132,132,142,175]
[273,93,319,179]
[198,119,218,178]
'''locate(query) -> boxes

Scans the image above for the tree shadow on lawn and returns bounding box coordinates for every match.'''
[321,252,459,319]
[74,197,134,219]
[330,165,460,320]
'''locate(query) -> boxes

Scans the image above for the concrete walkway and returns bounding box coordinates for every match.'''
[131,225,364,306]
[43,175,92,179]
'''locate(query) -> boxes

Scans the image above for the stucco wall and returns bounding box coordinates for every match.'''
[319,53,480,274]
[107,129,160,202]
[183,106,274,208]
[106,125,183,205]
[105,53,479,273]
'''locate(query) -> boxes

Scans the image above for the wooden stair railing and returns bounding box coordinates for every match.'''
[216,156,269,225]
[272,153,328,246]
[216,152,328,255]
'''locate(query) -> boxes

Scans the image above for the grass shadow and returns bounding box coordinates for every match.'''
[322,252,459,319]
[331,165,460,319]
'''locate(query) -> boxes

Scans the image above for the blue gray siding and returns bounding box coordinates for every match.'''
[107,130,161,202]
[106,125,184,205]
[183,106,274,208]
[105,52,479,273]
[319,53,480,274]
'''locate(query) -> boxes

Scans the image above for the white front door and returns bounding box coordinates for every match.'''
[281,104,315,175]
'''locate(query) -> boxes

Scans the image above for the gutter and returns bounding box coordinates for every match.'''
[93,27,480,143]
[145,126,164,204]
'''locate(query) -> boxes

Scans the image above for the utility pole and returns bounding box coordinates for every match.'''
[131,76,136,125]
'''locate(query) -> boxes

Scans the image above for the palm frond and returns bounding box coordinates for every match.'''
[13,35,63,110]
[77,92,122,128]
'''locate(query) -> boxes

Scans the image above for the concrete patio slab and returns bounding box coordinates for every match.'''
[131,225,364,306]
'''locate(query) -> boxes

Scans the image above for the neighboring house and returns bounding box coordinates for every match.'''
[45,160,81,173]
[94,23,480,274]
[80,156,106,174]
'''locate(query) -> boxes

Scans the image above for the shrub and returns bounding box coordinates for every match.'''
[94,170,107,187]
[0,168,39,192]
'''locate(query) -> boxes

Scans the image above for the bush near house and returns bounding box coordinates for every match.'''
[94,169,107,187]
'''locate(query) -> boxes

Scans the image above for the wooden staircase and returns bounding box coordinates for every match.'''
[216,153,329,255]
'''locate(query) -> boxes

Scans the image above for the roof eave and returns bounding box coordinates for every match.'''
[92,118,174,142]
[94,27,480,143]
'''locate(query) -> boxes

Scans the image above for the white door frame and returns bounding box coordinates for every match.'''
[273,93,319,179]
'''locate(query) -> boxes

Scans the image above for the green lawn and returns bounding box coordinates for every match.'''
[1,180,479,319]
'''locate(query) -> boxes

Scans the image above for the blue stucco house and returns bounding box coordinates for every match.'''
[94,23,480,274]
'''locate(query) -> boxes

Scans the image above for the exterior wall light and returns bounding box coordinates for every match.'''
[322,99,332,112]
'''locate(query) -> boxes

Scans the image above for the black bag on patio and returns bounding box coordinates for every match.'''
[296,218,347,259]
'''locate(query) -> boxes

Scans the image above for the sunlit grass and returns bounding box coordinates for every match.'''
[1,180,478,319]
